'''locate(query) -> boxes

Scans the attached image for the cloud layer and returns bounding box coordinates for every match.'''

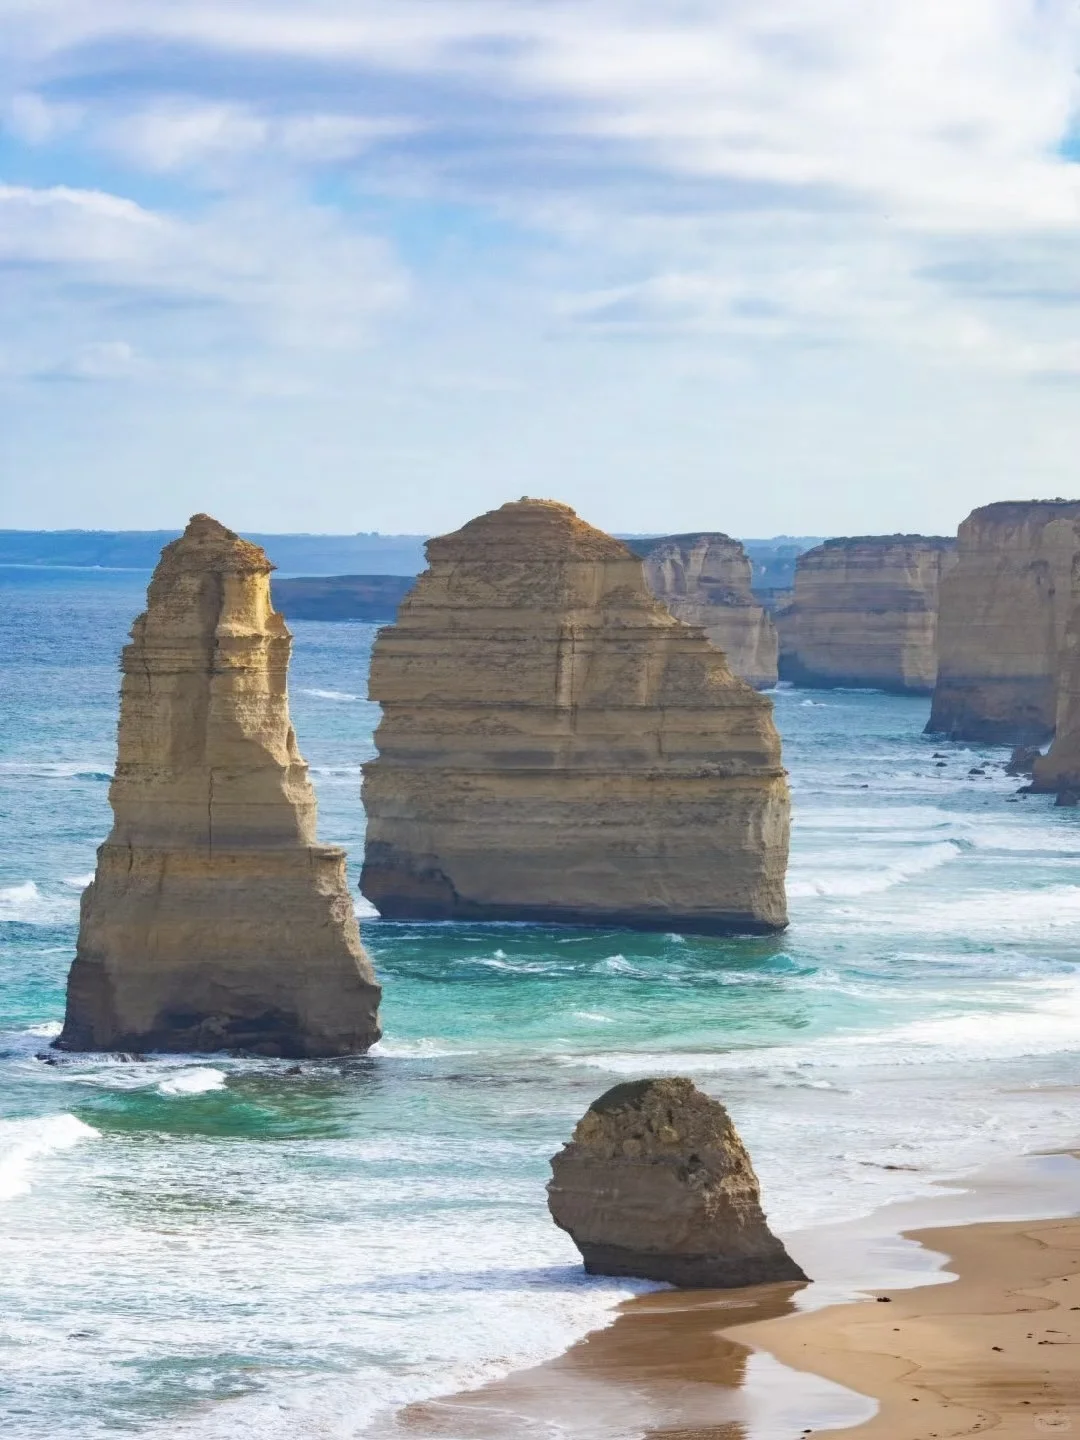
[2,0,1080,531]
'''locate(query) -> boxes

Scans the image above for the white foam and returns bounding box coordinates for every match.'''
[0,881,78,925]
[0,760,112,780]
[301,688,359,702]
[26,1021,62,1039]
[354,895,380,919]
[369,1038,478,1059]
[157,1068,228,1096]
[788,840,960,897]
[62,873,95,889]
[0,1113,99,1201]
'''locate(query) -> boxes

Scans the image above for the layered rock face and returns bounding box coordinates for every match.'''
[1030,536,1080,795]
[57,515,381,1056]
[548,1078,806,1288]
[778,536,956,693]
[361,499,790,935]
[637,533,778,688]
[928,502,1080,743]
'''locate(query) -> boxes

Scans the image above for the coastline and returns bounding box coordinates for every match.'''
[384,1153,1080,1439]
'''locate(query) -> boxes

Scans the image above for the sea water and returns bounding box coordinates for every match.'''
[3,565,1080,1438]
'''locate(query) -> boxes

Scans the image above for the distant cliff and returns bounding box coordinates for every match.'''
[271,574,414,622]
[928,501,1080,743]
[634,533,778,688]
[778,535,956,693]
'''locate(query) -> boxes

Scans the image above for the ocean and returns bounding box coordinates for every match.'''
[3,565,1080,1438]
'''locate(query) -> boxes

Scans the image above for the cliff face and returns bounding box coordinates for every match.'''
[637,533,778,688]
[777,536,956,693]
[928,501,1080,743]
[271,573,414,622]
[57,514,381,1056]
[1030,536,1080,793]
[361,499,790,935]
[548,1078,805,1288]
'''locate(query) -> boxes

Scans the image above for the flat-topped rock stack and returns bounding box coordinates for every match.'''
[57,514,381,1056]
[928,501,1080,743]
[361,499,790,934]
[777,535,956,693]
[1030,524,1080,797]
[636,532,778,689]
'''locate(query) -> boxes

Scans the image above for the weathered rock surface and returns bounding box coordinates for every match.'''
[361,499,790,935]
[547,1078,805,1288]
[1030,535,1080,795]
[271,573,414,622]
[635,533,778,688]
[928,501,1080,743]
[777,535,956,693]
[57,514,381,1056]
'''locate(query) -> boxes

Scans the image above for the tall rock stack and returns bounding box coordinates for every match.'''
[1030,529,1080,796]
[636,533,778,689]
[361,499,790,935]
[57,514,381,1057]
[777,536,956,693]
[928,501,1080,743]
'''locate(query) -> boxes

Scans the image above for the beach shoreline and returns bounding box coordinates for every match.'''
[382,1152,1080,1439]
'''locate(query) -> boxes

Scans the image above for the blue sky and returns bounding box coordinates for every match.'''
[3,0,1080,536]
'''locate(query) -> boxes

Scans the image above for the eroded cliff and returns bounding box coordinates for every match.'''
[361,499,790,934]
[636,532,778,688]
[928,501,1080,743]
[57,514,381,1056]
[777,535,955,693]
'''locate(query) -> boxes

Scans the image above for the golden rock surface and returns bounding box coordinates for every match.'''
[928,501,1080,743]
[57,514,381,1056]
[638,532,778,689]
[778,535,956,694]
[548,1077,806,1288]
[361,499,789,934]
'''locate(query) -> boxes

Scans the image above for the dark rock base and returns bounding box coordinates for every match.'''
[579,1242,807,1289]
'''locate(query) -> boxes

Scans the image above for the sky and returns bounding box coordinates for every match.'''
[2,0,1080,538]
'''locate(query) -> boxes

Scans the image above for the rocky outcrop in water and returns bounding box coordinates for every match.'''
[271,574,414,622]
[56,514,381,1056]
[928,501,1080,743]
[636,533,778,689]
[361,499,790,935]
[777,536,956,693]
[547,1077,806,1288]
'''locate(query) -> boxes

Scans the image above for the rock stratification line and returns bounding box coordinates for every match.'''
[635,532,778,689]
[777,535,956,694]
[57,514,381,1056]
[361,498,789,934]
[928,501,1080,743]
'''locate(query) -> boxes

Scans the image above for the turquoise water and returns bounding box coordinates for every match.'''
[3,566,1080,1437]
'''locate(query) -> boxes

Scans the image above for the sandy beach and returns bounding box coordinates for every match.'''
[388,1161,1080,1440]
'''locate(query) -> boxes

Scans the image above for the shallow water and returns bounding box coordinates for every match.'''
[3,566,1080,1437]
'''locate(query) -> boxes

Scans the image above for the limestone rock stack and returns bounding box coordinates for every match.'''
[1030,532,1080,795]
[928,501,1080,743]
[636,533,778,688]
[361,499,790,934]
[548,1078,806,1288]
[57,515,381,1056]
[777,536,956,693]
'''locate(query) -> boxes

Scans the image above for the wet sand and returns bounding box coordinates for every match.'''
[382,1155,1080,1439]
[387,1279,872,1439]
[734,1215,1080,1439]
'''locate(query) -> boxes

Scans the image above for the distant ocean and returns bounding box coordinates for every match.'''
[3,564,1080,1437]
